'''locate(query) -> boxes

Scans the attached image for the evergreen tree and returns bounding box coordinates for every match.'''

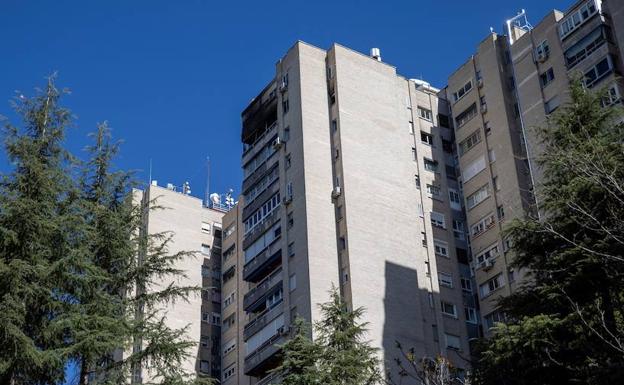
[272,316,322,385]
[0,76,75,384]
[472,81,624,384]
[316,286,382,385]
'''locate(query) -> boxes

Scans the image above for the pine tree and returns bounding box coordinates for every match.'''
[316,286,382,385]
[272,316,322,385]
[472,81,624,384]
[0,76,75,384]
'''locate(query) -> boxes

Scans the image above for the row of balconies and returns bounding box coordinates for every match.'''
[244,333,286,376]
[243,241,282,283]
[243,205,282,250]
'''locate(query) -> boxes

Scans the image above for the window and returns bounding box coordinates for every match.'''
[545,96,560,114]
[283,127,290,142]
[426,184,441,198]
[201,335,209,347]
[201,244,211,255]
[540,68,555,88]
[442,139,453,153]
[452,81,473,102]
[441,302,457,318]
[340,266,349,285]
[244,192,281,234]
[223,245,235,262]
[202,312,209,322]
[462,156,486,182]
[584,56,614,88]
[244,222,282,262]
[223,338,236,356]
[438,272,453,288]
[466,184,490,210]
[223,364,236,381]
[535,40,550,60]
[200,360,210,373]
[448,189,461,210]
[286,182,293,201]
[243,165,279,203]
[424,158,438,172]
[492,176,499,191]
[202,266,210,277]
[480,95,487,109]
[455,103,477,128]
[508,269,517,283]
[409,121,414,134]
[476,243,500,266]
[480,274,504,298]
[339,236,346,250]
[559,0,599,39]
[434,239,449,258]
[210,312,221,326]
[331,119,338,132]
[289,274,297,291]
[282,98,290,114]
[565,25,609,68]
[484,121,492,135]
[288,242,295,257]
[471,213,496,237]
[438,114,450,128]
[601,84,621,107]
[336,205,343,221]
[452,219,465,240]
[414,175,421,189]
[411,147,417,161]
[223,291,235,308]
[201,222,211,234]
[222,314,235,332]
[461,277,472,292]
[287,212,294,228]
[430,211,446,229]
[459,130,481,156]
[484,310,506,329]
[421,232,428,247]
[421,131,434,145]
[418,106,432,121]
[497,205,505,220]
[465,307,478,324]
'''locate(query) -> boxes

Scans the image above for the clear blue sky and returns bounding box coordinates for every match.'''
[1,0,572,201]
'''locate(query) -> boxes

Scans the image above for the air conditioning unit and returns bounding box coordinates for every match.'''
[481,104,488,114]
[272,137,283,150]
[477,78,484,88]
[483,259,495,271]
[331,186,342,199]
[279,81,288,93]
[283,195,293,205]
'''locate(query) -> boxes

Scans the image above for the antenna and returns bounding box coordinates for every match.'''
[204,156,210,207]
[506,9,533,45]
[148,158,153,184]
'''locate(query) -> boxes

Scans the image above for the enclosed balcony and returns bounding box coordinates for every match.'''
[243,243,282,283]
[244,300,284,341]
[243,268,283,312]
[244,320,286,377]
[242,82,278,145]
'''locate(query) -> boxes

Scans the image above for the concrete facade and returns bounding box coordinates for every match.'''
[134,184,225,383]
[230,42,474,385]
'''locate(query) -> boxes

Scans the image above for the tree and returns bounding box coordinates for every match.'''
[315,286,382,385]
[271,316,322,385]
[390,342,463,385]
[472,81,624,384]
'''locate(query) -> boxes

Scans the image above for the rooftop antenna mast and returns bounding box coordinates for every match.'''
[506,9,533,45]
[204,156,210,207]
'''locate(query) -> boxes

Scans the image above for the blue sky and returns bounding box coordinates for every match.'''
[0,0,572,201]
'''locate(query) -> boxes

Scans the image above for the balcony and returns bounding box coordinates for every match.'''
[242,84,278,143]
[242,121,278,163]
[243,206,282,250]
[243,268,283,312]
[243,242,282,283]
[244,300,284,341]
[257,372,283,385]
[244,333,286,377]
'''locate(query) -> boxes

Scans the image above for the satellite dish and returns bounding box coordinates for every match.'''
[210,193,221,205]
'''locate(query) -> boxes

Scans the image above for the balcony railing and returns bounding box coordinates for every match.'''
[243,206,281,250]
[257,372,283,385]
[244,300,284,341]
[243,241,282,282]
[243,121,278,158]
[243,268,283,312]
[244,333,286,376]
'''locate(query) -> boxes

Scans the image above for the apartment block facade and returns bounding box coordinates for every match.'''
[223,41,479,385]
[443,0,624,337]
[133,184,226,383]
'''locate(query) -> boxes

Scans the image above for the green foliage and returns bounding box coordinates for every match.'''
[472,81,624,385]
[0,77,213,385]
[274,286,382,385]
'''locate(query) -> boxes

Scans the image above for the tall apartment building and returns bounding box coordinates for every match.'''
[133,183,226,382]
[223,41,478,385]
[508,0,624,192]
[445,0,624,335]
